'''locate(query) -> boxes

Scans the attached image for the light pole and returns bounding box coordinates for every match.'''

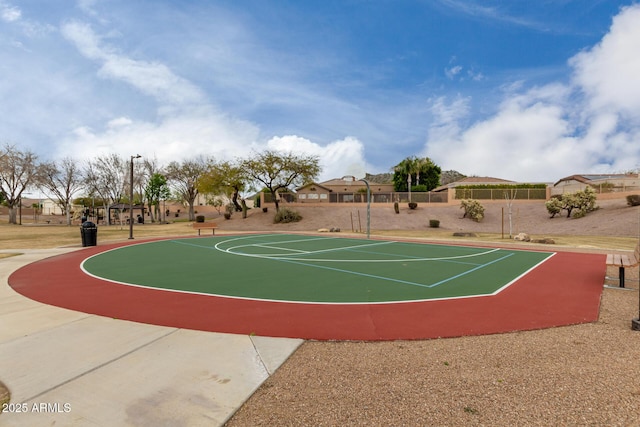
[129,154,141,239]
[343,176,371,239]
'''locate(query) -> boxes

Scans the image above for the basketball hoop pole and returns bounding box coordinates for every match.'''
[342,176,370,239]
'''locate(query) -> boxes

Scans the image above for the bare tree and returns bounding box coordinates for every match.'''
[37,157,84,226]
[0,144,39,224]
[83,154,128,225]
[166,156,213,221]
[504,188,517,238]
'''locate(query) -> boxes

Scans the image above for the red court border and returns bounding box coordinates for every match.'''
[8,237,606,341]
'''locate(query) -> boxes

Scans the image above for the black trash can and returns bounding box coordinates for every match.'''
[80,221,98,247]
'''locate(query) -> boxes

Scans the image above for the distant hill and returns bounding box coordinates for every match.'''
[364,172,393,184]
[440,170,467,186]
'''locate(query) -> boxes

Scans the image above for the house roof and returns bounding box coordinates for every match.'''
[318,177,363,186]
[455,176,516,184]
[553,174,634,186]
[431,176,515,192]
[295,182,333,192]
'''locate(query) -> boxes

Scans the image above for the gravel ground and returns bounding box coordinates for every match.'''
[215,199,639,238]
[227,287,640,426]
[225,199,640,426]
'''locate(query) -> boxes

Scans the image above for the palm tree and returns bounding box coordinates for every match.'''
[393,156,442,202]
[393,156,418,202]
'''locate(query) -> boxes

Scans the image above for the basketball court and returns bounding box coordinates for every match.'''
[9,233,606,340]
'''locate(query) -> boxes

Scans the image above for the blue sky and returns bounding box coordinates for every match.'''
[1,0,639,183]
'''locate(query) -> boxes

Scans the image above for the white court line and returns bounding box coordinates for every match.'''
[273,240,396,257]
[427,252,515,288]
[219,235,341,252]
[82,236,557,305]
[212,234,503,263]
[250,243,310,253]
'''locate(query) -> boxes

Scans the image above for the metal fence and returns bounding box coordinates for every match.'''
[263,191,449,204]
[591,184,640,194]
[454,188,547,200]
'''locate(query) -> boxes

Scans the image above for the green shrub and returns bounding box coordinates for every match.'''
[273,207,302,223]
[224,203,234,220]
[572,209,586,218]
[429,219,440,228]
[460,199,485,222]
[627,194,640,206]
[545,197,563,218]
[546,187,598,219]
[408,202,418,210]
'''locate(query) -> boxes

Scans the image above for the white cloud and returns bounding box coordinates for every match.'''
[54,19,376,183]
[77,0,98,16]
[570,4,640,119]
[267,135,369,182]
[0,1,20,22]
[445,65,463,80]
[107,117,133,128]
[0,1,54,38]
[426,90,577,181]
[60,111,260,166]
[57,21,260,164]
[425,4,640,181]
[61,21,206,109]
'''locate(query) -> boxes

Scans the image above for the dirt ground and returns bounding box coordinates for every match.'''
[214,198,639,240]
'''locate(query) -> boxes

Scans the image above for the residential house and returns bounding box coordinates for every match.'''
[296,176,395,203]
[552,174,640,195]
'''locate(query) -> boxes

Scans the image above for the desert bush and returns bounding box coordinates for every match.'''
[274,207,302,223]
[460,199,485,222]
[224,203,234,220]
[408,202,418,210]
[545,197,563,218]
[572,209,586,218]
[627,194,640,206]
[546,187,598,218]
[429,219,440,228]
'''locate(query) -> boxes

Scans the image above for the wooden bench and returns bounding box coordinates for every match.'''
[606,241,640,288]
[192,222,218,236]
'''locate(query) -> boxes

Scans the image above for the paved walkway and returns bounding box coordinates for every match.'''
[0,249,302,426]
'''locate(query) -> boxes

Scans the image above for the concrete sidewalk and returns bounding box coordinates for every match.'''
[0,249,303,426]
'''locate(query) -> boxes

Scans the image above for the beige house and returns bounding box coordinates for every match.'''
[295,182,333,202]
[552,174,640,195]
[296,177,395,203]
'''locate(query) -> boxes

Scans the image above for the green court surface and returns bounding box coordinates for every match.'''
[82,234,554,303]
